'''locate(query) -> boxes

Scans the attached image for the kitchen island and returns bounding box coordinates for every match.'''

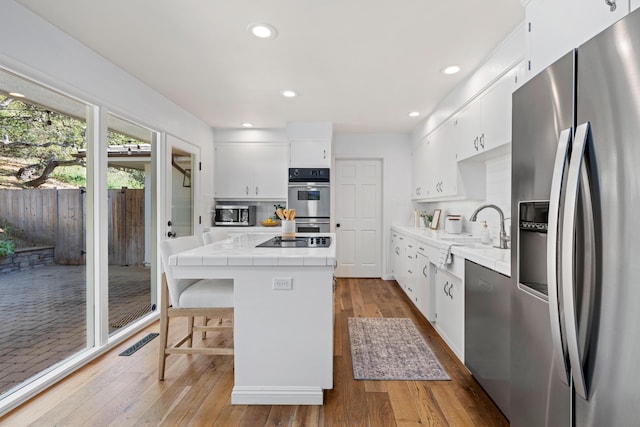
[168,233,336,405]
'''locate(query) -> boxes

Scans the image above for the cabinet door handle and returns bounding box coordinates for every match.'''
[480,133,485,149]
[246,186,249,195]
[323,149,326,159]
[448,283,454,300]
[422,265,428,277]
[443,282,449,296]
[255,186,259,195]
[605,0,616,12]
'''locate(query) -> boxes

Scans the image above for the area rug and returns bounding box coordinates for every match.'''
[348,317,450,381]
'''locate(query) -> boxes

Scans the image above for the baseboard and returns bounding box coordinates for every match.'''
[231,386,324,405]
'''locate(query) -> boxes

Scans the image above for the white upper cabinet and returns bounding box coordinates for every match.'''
[289,139,331,168]
[480,68,517,151]
[456,68,517,161]
[411,119,485,201]
[429,121,458,198]
[411,138,430,199]
[287,121,332,168]
[526,0,629,78]
[412,124,457,200]
[453,99,481,161]
[214,143,289,199]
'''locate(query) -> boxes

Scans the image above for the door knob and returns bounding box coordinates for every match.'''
[167,231,176,238]
[167,220,172,226]
[336,223,341,228]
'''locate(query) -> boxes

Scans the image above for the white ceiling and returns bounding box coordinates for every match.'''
[16,0,524,133]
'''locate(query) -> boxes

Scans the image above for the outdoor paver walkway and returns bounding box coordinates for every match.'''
[0,264,152,396]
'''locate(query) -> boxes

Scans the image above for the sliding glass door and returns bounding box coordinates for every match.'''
[105,114,156,335]
[0,68,90,396]
[0,67,161,403]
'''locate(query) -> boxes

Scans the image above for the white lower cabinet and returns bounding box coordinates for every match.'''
[434,267,464,361]
[415,251,432,321]
[390,232,400,277]
[399,238,417,297]
[392,232,430,312]
[390,228,465,362]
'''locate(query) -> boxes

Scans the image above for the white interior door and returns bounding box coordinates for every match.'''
[334,159,382,277]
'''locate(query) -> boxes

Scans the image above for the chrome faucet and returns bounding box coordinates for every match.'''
[470,204,510,249]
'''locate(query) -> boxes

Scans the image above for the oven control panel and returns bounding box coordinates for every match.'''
[288,168,330,182]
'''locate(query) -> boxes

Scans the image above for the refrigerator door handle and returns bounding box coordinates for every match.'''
[561,122,595,400]
[547,127,572,386]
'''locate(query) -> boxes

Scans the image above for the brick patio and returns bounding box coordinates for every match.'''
[0,264,153,396]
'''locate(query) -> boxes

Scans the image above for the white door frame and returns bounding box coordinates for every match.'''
[332,156,384,278]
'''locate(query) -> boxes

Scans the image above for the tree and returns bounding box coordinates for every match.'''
[1,95,145,188]
[1,95,86,187]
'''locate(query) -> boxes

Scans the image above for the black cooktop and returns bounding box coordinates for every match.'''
[256,236,332,248]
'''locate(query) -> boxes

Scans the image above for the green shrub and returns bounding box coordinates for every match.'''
[52,165,87,187]
[0,239,15,256]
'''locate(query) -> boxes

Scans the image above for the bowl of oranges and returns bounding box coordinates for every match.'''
[260,218,281,227]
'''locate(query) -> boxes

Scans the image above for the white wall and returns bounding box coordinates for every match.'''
[333,133,412,279]
[0,1,215,224]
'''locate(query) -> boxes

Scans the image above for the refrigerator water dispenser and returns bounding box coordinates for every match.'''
[518,201,549,299]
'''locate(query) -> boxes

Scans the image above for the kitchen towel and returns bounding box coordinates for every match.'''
[438,243,455,268]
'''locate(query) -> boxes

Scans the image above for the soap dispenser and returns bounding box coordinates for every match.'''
[480,221,491,245]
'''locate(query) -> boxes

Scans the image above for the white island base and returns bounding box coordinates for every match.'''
[169,233,335,405]
[231,266,333,404]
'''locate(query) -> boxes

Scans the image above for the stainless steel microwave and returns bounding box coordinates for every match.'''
[214,205,256,226]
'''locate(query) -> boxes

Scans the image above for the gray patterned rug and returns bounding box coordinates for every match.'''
[348,317,450,381]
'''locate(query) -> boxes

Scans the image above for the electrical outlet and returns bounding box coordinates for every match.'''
[273,277,292,290]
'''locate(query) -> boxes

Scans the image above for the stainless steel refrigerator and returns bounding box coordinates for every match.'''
[511,9,640,427]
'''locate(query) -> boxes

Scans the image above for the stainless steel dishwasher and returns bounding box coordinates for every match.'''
[464,260,510,419]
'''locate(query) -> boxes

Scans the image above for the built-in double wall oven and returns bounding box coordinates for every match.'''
[287,168,330,233]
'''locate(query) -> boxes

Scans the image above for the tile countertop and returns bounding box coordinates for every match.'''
[170,233,337,267]
[392,225,511,277]
[205,224,282,232]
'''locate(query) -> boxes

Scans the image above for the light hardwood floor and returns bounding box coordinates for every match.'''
[1,278,508,426]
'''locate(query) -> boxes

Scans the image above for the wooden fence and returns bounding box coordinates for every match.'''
[0,188,145,265]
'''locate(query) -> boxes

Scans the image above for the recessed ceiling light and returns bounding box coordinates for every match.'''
[442,65,461,75]
[241,122,254,128]
[281,90,298,98]
[248,23,278,39]
[409,111,420,118]
[8,92,25,98]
